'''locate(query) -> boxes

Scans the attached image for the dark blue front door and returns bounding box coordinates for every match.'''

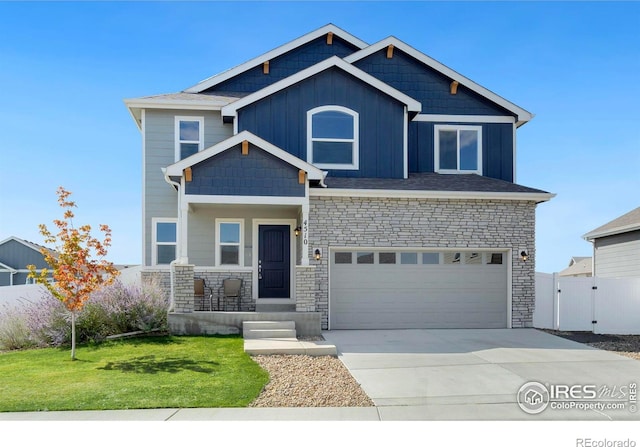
[258,225,290,298]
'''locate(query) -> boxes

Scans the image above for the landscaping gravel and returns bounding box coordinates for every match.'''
[543,330,640,360]
[249,331,640,408]
[249,354,374,407]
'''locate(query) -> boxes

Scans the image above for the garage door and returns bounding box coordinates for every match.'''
[329,250,508,329]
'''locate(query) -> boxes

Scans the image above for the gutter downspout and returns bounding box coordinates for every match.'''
[162,168,183,313]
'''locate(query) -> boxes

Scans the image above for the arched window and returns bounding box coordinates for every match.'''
[307,106,359,170]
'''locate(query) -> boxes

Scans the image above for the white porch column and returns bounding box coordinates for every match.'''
[301,203,310,266]
[176,176,189,263]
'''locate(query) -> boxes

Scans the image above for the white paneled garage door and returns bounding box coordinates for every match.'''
[329,250,508,329]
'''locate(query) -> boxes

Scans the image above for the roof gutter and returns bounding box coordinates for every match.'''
[310,188,555,203]
[583,223,640,241]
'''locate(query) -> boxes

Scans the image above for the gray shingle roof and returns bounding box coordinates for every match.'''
[321,173,549,194]
[583,206,640,240]
[559,257,592,277]
[128,92,242,105]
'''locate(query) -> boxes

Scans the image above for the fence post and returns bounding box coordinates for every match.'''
[553,272,560,330]
[591,276,597,333]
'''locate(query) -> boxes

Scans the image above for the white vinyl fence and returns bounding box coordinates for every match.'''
[534,273,640,335]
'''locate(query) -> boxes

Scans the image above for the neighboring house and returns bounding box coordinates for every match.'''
[583,207,640,278]
[0,236,55,286]
[558,256,592,277]
[124,24,554,332]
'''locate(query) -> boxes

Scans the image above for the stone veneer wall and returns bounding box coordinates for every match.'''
[142,268,253,312]
[295,265,316,312]
[193,269,253,311]
[309,196,537,330]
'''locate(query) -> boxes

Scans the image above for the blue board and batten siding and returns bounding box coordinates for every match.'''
[204,36,360,95]
[237,67,406,179]
[408,122,514,182]
[352,48,516,182]
[186,143,305,197]
[353,49,514,117]
[0,240,49,271]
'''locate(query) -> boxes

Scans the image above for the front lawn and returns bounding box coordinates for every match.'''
[0,335,269,412]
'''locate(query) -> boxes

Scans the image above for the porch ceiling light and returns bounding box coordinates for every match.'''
[520,250,529,262]
[294,226,301,237]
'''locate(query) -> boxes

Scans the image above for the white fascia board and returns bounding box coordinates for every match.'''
[310,188,555,203]
[345,37,534,124]
[184,24,369,93]
[0,261,17,272]
[221,56,422,118]
[124,98,234,131]
[414,114,515,124]
[165,130,326,181]
[583,223,640,241]
[124,98,233,111]
[184,194,307,206]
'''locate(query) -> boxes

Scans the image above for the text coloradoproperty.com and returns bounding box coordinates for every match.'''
[552,401,627,411]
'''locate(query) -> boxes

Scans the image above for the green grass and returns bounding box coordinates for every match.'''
[0,335,269,412]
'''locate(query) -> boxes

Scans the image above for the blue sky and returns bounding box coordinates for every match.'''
[0,1,638,274]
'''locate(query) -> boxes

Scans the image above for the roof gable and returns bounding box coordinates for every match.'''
[221,56,422,119]
[0,236,54,256]
[344,37,533,126]
[165,131,326,182]
[185,24,368,94]
[583,206,640,240]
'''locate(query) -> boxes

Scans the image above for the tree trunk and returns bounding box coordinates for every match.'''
[71,311,76,360]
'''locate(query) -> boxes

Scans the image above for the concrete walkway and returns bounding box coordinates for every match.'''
[323,329,640,420]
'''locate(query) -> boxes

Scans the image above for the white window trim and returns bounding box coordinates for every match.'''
[434,124,482,175]
[174,116,204,162]
[307,105,359,170]
[215,218,244,267]
[151,218,178,266]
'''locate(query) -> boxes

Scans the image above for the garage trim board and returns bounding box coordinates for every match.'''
[328,247,513,330]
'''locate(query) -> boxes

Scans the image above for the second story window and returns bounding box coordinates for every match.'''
[434,125,482,174]
[175,116,204,161]
[307,106,359,170]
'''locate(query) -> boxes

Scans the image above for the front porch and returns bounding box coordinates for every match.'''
[167,311,322,337]
[143,262,320,336]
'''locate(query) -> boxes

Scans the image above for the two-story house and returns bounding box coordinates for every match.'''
[0,236,55,286]
[125,24,553,334]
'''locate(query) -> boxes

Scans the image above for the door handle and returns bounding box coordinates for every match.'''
[258,259,262,280]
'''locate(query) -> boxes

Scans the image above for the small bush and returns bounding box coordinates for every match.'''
[0,304,36,351]
[5,277,170,350]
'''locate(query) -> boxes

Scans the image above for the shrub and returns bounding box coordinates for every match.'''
[9,277,170,349]
[0,304,36,351]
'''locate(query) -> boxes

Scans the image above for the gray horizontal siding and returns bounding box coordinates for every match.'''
[354,48,514,116]
[595,231,640,278]
[186,143,304,197]
[187,205,298,267]
[143,109,233,265]
[238,67,406,178]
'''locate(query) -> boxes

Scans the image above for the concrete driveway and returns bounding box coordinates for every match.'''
[322,329,640,420]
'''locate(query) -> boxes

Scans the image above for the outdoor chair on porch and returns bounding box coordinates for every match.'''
[194,278,214,311]
[218,278,243,311]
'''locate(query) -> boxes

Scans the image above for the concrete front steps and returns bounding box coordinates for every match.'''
[243,321,336,356]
